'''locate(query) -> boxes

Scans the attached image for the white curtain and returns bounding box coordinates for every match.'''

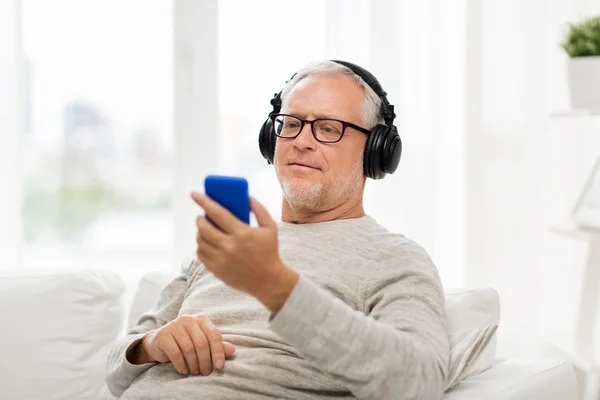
[0,0,23,270]
[325,0,467,289]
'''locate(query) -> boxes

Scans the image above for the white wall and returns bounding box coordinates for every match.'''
[539,0,600,352]
[0,0,23,270]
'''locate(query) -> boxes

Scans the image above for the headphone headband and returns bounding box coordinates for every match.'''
[269,60,396,127]
[330,60,396,127]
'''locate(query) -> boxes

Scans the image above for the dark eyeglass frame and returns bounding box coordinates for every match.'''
[270,113,371,143]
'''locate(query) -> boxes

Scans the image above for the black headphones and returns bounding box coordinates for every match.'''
[258,60,402,180]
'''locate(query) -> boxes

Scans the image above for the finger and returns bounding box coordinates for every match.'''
[198,316,226,370]
[197,237,218,264]
[161,332,189,375]
[186,320,213,376]
[173,323,200,375]
[223,341,236,357]
[192,193,246,234]
[196,216,227,247]
[250,197,276,228]
[196,248,212,269]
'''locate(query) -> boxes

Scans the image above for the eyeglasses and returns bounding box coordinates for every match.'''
[270,113,370,143]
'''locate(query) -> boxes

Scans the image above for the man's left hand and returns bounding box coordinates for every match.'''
[191,192,298,315]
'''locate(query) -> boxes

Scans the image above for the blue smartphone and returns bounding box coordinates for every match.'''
[204,175,250,224]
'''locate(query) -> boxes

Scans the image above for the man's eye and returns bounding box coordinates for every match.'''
[321,125,340,134]
[285,122,299,129]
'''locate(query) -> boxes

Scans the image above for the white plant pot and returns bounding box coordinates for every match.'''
[568,56,600,112]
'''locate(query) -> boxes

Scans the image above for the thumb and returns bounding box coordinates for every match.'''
[223,341,236,357]
[250,197,276,227]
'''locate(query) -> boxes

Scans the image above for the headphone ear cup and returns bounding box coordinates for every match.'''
[382,128,402,174]
[363,125,387,179]
[364,124,402,179]
[258,118,276,164]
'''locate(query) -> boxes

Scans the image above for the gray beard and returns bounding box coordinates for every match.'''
[274,157,364,213]
[278,175,325,210]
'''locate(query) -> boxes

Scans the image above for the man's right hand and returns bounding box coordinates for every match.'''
[131,314,236,376]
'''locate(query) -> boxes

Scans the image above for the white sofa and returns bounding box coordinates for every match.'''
[0,269,578,400]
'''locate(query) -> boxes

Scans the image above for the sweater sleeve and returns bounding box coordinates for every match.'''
[268,241,449,400]
[105,255,200,398]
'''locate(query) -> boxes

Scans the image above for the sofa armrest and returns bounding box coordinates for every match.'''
[443,358,577,400]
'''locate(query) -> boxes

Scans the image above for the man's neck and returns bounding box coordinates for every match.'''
[281,196,366,224]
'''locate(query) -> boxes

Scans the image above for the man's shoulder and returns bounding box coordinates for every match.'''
[359,220,436,273]
[371,232,431,262]
[359,216,422,251]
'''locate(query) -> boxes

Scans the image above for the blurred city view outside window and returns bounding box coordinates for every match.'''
[21,0,174,271]
[20,0,327,271]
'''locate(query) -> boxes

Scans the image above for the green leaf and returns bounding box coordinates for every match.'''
[562,16,600,57]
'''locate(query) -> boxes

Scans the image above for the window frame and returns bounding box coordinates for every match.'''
[1,0,24,270]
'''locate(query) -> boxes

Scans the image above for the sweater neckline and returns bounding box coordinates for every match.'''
[278,215,374,230]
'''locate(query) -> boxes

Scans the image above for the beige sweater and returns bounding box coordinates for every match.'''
[106,216,449,399]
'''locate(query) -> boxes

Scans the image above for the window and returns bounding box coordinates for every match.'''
[21,0,174,272]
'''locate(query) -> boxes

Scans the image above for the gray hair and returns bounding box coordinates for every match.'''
[279,60,384,130]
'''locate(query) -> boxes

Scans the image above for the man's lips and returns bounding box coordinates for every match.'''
[289,162,320,170]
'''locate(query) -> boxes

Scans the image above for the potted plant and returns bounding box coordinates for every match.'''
[562,16,600,111]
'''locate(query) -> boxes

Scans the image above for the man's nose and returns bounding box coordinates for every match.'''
[292,123,317,151]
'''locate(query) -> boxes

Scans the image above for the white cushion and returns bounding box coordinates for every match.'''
[0,269,126,400]
[445,288,500,375]
[127,270,179,330]
[443,359,578,399]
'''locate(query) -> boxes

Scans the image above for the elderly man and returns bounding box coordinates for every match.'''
[106,60,449,399]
